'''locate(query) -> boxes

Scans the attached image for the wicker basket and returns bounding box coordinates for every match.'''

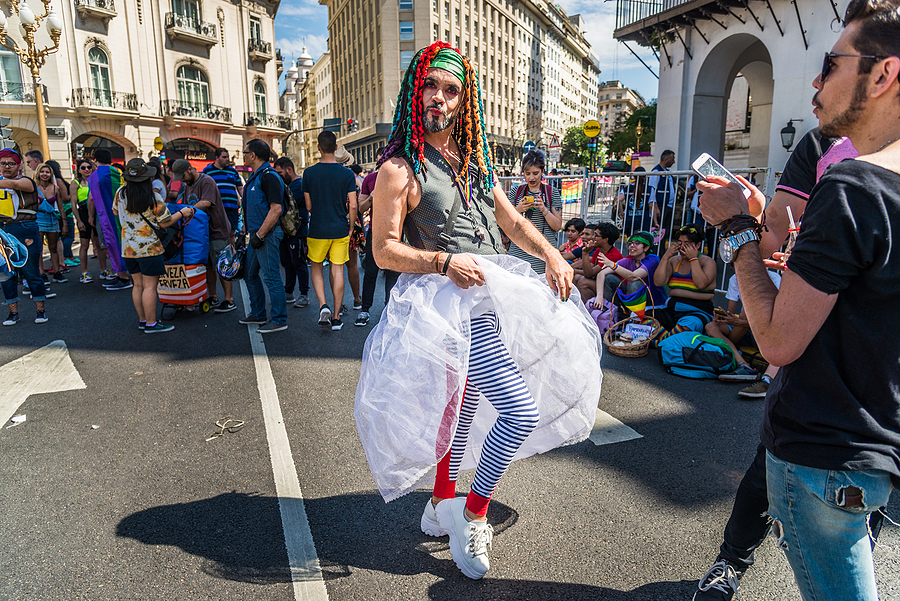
[603,315,662,357]
[601,275,663,358]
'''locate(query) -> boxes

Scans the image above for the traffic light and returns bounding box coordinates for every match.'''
[0,117,13,150]
[346,118,358,133]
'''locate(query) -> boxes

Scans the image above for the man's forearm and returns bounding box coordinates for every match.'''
[732,242,781,354]
[257,204,282,237]
[506,215,555,260]
[374,238,441,274]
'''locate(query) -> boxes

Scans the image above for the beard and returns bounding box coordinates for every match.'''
[424,106,456,133]
[817,77,868,138]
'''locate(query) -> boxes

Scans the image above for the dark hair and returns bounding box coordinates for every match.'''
[633,166,646,172]
[123,179,155,215]
[318,130,337,154]
[246,139,271,162]
[521,150,546,173]
[660,149,675,160]
[44,159,68,189]
[349,164,363,175]
[583,223,597,232]
[147,157,167,184]
[93,148,112,164]
[214,147,229,158]
[595,222,621,245]
[844,0,900,78]
[565,217,586,232]
[25,149,43,163]
[75,158,93,183]
[273,156,295,171]
[676,224,705,244]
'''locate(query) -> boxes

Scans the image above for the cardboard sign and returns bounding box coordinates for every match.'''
[624,323,653,339]
[159,264,190,292]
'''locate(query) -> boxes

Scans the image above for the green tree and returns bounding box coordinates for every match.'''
[606,103,657,158]
[560,125,603,167]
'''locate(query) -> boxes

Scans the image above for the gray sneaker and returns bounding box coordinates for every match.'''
[693,560,740,601]
[738,379,770,399]
[293,294,309,308]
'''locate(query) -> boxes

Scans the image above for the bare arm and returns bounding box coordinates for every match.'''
[56,177,70,204]
[347,191,358,238]
[304,192,312,212]
[371,157,484,288]
[758,189,807,259]
[0,177,34,192]
[358,193,372,215]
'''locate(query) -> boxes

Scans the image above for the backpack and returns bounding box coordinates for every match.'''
[657,331,737,379]
[267,172,303,237]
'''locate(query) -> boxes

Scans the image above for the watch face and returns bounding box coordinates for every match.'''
[719,238,733,263]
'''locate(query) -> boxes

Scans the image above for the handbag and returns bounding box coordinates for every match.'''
[140,212,183,261]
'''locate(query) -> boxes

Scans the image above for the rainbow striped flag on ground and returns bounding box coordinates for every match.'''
[88,165,124,273]
[618,285,649,319]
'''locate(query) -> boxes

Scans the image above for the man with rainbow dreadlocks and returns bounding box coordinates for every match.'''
[353,42,603,580]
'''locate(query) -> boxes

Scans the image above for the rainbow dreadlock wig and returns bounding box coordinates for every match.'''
[377,41,497,191]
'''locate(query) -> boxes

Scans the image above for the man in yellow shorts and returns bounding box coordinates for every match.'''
[302,130,358,330]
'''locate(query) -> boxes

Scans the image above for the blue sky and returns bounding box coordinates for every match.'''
[274,0,660,104]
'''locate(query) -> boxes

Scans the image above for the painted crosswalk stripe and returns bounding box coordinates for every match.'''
[589,408,643,446]
[240,283,329,601]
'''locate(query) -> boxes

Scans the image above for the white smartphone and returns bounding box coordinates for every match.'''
[691,153,752,199]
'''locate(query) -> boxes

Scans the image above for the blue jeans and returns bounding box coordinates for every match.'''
[245,228,286,325]
[62,215,76,259]
[766,451,893,601]
[1,221,47,303]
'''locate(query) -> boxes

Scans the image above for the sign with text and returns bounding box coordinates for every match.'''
[583,120,601,138]
[624,323,654,340]
[158,264,190,293]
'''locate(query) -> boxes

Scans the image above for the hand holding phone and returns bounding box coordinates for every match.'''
[691,153,752,199]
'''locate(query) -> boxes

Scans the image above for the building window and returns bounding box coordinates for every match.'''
[444,1,449,18]
[400,21,414,40]
[172,0,200,26]
[88,47,112,107]
[0,48,22,93]
[254,81,267,116]
[399,0,413,9]
[432,0,437,12]
[400,50,414,70]
[176,65,209,109]
[454,8,459,27]
[433,23,439,40]
[249,15,262,41]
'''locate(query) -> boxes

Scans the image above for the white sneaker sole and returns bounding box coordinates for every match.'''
[436,498,489,580]
[719,374,759,382]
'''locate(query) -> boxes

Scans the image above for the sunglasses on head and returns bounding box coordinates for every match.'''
[820,51,886,82]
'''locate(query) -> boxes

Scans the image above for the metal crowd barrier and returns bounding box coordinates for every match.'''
[499,167,772,294]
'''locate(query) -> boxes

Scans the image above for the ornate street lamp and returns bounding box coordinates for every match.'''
[635,121,643,153]
[0,1,64,159]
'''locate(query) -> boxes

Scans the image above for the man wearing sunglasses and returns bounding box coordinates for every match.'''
[696,2,900,599]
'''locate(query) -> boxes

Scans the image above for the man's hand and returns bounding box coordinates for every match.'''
[697,175,764,226]
[250,233,265,249]
[545,253,574,301]
[446,254,485,289]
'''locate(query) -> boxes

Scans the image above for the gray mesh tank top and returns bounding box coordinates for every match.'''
[404,144,505,255]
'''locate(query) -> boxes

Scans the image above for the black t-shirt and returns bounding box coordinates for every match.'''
[761,160,900,486]
[301,163,357,239]
[776,128,856,199]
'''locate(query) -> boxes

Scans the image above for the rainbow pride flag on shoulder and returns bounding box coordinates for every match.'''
[88,164,124,273]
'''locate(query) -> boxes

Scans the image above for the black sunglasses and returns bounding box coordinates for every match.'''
[821,52,886,82]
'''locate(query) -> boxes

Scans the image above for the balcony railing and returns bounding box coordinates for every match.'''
[72,88,137,111]
[74,0,116,21]
[161,100,232,123]
[164,12,218,47]
[0,82,48,104]
[615,0,686,30]
[275,48,284,76]
[244,112,291,130]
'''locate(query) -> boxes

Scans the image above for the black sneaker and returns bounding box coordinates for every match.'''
[331,317,343,331]
[693,560,740,601]
[257,323,288,334]
[239,315,267,325]
[354,311,370,327]
[214,300,237,313]
[339,304,348,316]
[52,273,67,283]
[3,312,19,326]
[318,305,332,327]
[34,311,48,324]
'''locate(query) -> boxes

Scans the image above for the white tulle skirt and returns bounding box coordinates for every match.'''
[354,254,603,502]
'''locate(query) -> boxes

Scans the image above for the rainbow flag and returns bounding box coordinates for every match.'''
[618,285,649,319]
[88,165,124,273]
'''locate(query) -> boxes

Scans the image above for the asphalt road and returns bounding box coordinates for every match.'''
[1,261,898,601]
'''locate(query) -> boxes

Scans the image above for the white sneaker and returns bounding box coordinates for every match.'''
[421,499,446,537]
[436,497,492,579]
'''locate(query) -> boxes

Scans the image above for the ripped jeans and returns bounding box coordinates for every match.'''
[765,451,893,601]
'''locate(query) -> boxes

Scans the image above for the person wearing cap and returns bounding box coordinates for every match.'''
[361,43,599,581]
[0,149,51,325]
[170,159,235,313]
[112,158,193,333]
[302,129,358,330]
[597,230,667,309]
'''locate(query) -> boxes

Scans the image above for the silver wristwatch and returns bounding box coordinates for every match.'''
[719,229,759,264]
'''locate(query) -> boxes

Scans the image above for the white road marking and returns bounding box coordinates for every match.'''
[0,340,86,428]
[240,283,329,601]
[589,408,643,446]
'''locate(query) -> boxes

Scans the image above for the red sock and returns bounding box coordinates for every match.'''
[465,490,491,517]
[432,450,456,500]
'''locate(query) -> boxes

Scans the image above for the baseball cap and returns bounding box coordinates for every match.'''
[170,159,191,181]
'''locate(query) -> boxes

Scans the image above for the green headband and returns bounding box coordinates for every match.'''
[429,48,465,83]
[629,232,654,247]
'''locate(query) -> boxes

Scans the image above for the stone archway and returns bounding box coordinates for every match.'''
[691,33,773,166]
[72,130,139,165]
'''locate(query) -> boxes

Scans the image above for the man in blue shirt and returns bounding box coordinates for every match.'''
[203,148,244,235]
[274,156,310,309]
[648,149,676,231]
[239,139,287,333]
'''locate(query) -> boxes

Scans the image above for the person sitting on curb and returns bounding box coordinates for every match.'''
[573,222,623,302]
[596,230,667,312]
[558,217,585,256]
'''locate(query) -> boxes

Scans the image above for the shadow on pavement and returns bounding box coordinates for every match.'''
[428,577,697,600]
